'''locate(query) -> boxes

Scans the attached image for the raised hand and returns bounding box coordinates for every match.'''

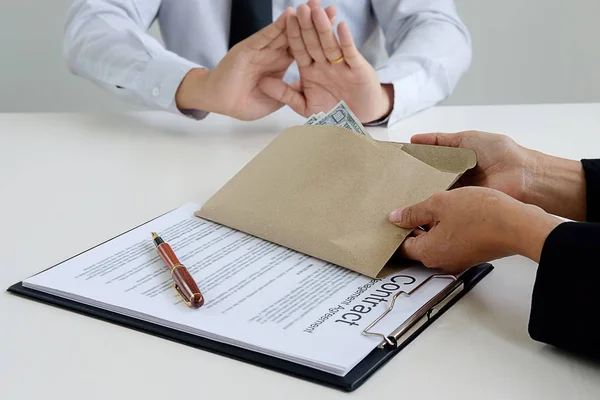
[259,4,393,123]
[388,187,562,273]
[175,8,294,121]
[176,2,336,121]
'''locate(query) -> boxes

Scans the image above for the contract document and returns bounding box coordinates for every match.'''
[22,203,455,376]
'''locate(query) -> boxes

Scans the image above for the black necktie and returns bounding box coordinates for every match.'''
[229,0,273,49]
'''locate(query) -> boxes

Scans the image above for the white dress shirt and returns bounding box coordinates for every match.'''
[64,0,471,126]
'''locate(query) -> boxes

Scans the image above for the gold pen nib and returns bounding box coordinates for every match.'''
[151,232,164,246]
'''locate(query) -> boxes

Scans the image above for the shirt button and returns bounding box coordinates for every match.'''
[152,87,160,97]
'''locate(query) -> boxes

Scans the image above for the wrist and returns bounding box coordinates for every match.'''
[175,68,212,112]
[506,202,562,263]
[366,84,394,123]
[523,150,586,220]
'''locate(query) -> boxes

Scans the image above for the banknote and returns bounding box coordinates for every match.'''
[303,102,370,137]
[304,114,320,125]
[313,101,370,137]
[304,112,327,125]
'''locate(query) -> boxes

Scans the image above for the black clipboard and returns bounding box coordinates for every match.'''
[6,207,493,391]
[7,262,492,391]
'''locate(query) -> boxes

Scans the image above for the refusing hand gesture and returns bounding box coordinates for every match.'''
[259,4,393,123]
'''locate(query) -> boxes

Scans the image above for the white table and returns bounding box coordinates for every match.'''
[1,104,599,399]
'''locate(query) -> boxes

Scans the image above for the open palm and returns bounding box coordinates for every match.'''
[222,41,293,121]
[294,52,383,121]
[203,9,293,121]
[259,5,391,123]
[202,3,337,121]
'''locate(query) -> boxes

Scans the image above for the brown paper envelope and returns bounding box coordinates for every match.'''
[196,125,475,278]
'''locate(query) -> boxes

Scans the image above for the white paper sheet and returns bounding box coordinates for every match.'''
[25,203,453,375]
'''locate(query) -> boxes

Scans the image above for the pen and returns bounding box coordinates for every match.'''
[151,232,204,308]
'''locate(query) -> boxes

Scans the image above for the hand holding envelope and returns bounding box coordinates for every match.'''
[196,121,476,278]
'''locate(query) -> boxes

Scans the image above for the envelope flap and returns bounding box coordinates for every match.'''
[395,143,476,173]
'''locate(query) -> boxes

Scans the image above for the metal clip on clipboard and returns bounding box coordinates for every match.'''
[362,274,464,348]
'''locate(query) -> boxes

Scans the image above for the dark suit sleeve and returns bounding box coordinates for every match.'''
[528,160,600,360]
[529,221,600,359]
[582,159,600,222]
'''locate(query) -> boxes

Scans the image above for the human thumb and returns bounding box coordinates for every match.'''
[389,201,436,229]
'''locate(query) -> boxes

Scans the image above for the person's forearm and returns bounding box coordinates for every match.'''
[524,151,587,221]
[528,221,600,360]
[175,68,212,112]
[371,2,472,124]
[365,84,394,124]
[507,203,562,263]
[65,0,201,114]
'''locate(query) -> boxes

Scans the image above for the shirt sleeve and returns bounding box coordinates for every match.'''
[582,159,600,222]
[370,0,472,126]
[528,221,600,360]
[64,0,208,119]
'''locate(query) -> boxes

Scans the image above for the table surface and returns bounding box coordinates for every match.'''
[1,104,600,399]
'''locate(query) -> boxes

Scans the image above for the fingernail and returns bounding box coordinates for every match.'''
[389,208,404,223]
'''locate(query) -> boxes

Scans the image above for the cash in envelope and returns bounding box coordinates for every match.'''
[304,100,371,137]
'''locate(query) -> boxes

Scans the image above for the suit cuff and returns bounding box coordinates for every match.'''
[582,159,600,222]
[375,65,442,126]
[137,52,209,120]
[363,113,390,127]
[529,221,600,355]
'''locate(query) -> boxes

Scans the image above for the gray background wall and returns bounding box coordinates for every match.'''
[1,0,599,113]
